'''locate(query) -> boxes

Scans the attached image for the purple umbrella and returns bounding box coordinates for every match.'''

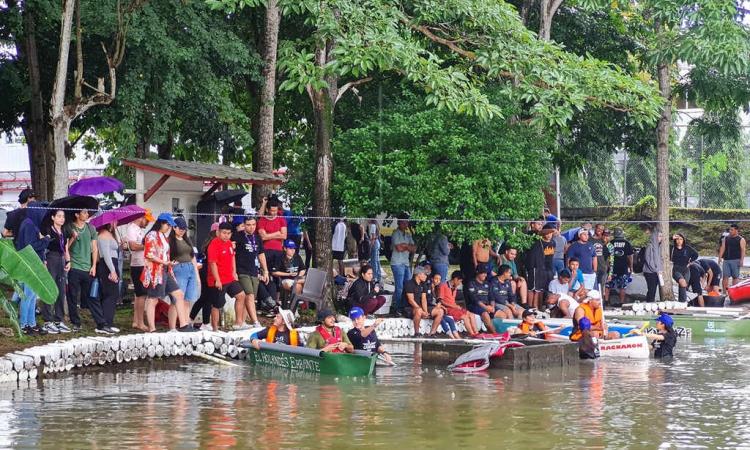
[89,205,147,229]
[68,176,125,196]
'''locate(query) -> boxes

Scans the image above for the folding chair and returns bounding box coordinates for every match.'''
[290,268,328,313]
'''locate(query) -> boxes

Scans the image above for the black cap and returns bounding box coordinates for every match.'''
[522,309,537,318]
[476,263,489,274]
[18,188,36,204]
[218,222,233,231]
[317,309,335,322]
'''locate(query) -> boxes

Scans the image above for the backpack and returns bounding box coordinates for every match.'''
[633,246,647,273]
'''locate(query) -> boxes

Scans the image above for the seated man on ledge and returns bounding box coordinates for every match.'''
[569,290,620,341]
[250,309,300,349]
[270,239,307,295]
[306,309,353,353]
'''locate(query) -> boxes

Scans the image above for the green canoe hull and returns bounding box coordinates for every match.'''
[609,315,750,337]
[247,343,377,376]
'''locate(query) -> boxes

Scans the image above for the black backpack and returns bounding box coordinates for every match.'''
[633,246,647,273]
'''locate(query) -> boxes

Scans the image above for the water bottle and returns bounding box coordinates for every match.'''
[89,278,100,299]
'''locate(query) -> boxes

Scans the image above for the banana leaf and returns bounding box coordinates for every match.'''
[0,240,58,305]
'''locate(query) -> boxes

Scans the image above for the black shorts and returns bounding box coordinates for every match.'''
[332,250,345,260]
[130,266,147,297]
[527,268,551,292]
[710,272,722,287]
[206,281,244,309]
[145,271,180,299]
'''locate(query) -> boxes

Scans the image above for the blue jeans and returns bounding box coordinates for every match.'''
[370,239,382,282]
[173,262,199,302]
[433,263,449,283]
[441,316,457,333]
[391,264,412,312]
[553,259,565,277]
[13,284,38,328]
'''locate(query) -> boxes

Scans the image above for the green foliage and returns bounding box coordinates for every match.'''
[0,239,60,338]
[333,99,553,244]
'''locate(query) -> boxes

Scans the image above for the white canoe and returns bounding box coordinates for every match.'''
[596,335,650,359]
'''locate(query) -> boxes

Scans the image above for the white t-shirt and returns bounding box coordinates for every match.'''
[557,294,579,317]
[548,278,570,295]
[126,222,146,267]
[332,221,347,252]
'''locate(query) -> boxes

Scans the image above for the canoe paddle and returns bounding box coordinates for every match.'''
[624,322,650,337]
[377,354,397,367]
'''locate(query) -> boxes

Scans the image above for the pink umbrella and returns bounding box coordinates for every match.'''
[89,205,147,229]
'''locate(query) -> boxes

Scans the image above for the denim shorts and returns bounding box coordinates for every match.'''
[172,262,199,302]
[723,259,741,279]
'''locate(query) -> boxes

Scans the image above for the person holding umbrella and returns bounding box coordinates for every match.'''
[93,223,121,335]
[142,213,193,332]
[64,205,99,331]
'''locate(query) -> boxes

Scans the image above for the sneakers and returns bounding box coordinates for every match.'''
[22,326,35,336]
[42,323,60,334]
[232,324,251,331]
[199,324,213,331]
[109,326,120,333]
[31,325,48,335]
[252,321,262,328]
[95,327,114,335]
[72,324,82,332]
[178,325,197,332]
[55,322,71,333]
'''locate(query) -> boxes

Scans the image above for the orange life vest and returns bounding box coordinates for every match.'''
[266,325,299,346]
[519,321,547,334]
[316,325,343,353]
[570,303,603,342]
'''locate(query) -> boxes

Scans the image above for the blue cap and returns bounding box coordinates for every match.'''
[283,239,297,249]
[349,306,365,320]
[232,215,245,226]
[579,317,592,331]
[656,313,674,327]
[173,217,188,229]
[157,212,176,227]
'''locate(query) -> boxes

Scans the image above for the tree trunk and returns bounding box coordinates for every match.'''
[157,130,173,159]
[20,5,52,200]
[252,0,281,207]
[656,63,673,300]
[49,0,76,199]
[311,89,335,306]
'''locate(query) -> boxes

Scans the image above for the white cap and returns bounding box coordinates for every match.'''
[279,308,295,329]
[586,290,602,301]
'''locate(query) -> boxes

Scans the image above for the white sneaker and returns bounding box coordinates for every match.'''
[95,328,113,335]
[200,324,213,331]
[109,326,120,333]
[232,324,251,331]
[42,323,59,334]
[252,321,262,328]
[55,322,71,333]
[168,329,179,333]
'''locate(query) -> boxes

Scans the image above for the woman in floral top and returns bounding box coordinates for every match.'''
[142,213,192,332]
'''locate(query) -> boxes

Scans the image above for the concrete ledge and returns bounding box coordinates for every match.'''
[421,340,579,371]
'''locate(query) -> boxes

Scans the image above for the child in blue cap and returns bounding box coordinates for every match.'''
[636,313,677,358]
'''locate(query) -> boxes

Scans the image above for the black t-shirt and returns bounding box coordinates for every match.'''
[611,238,634,275]
[489,278,514,305]
[670,245,699,267]
[269,252,305,280]
[4,208,26,244]
[465,279,490,307]
[698,259,721,276]
[689,262,706,279]
[402,278,426,307]
[347,327,381,353]
[653,330,677,358]
[425,283,438,307]
[255,327,296,345]
[44,225,66,255]
[233,231,264,276]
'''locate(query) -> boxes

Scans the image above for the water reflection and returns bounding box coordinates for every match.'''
[0,339,748,449]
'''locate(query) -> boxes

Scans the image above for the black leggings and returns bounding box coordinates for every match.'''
[644,272,660,302]
[672,265,690,303]
[94,259,119,327]
[190,268,211,324]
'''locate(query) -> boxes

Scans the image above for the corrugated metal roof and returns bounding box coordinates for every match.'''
[123,158,283,185]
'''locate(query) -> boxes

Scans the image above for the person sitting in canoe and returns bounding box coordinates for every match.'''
[517,309,563,340]
[569,290,620,341]
[632,313,677,358]
[347,307,392,364]
[306,309,354,353]
[249,309,300,350]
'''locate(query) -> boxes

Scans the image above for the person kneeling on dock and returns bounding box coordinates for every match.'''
[633,313,677,358]
[307,309,354,353]
[250,309,300,349]
[347,307,392,364]
[569,290,620,341]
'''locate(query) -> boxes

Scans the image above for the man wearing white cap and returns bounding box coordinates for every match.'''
[250,309,300,349]
[569,290,620,341]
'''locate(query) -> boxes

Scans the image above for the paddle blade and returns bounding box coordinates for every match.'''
[0,240,59,305]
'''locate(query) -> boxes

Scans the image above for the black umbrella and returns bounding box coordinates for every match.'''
[214,189,247,205]
[49,195,100,221]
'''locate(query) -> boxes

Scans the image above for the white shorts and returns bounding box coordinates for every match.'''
[582,273,597,290]
[281,279,295,289]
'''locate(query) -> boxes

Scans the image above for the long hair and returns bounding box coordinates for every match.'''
[143,219,170,243]
[169,227,195,259]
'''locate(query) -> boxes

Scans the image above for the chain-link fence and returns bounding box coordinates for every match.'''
[561,123,750,209]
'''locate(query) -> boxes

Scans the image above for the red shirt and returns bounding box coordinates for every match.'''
[207,238,236,285]
[258,216,287,251]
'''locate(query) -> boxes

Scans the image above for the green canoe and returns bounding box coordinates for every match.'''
[608,314,750,337]
[244,342,377,376]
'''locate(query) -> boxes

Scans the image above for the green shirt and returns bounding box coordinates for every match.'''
[67,223,96,271]
[306,326,352,349]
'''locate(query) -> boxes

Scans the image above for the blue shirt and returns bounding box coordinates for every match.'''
[284,210,303,236]
[567,241,596,274]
